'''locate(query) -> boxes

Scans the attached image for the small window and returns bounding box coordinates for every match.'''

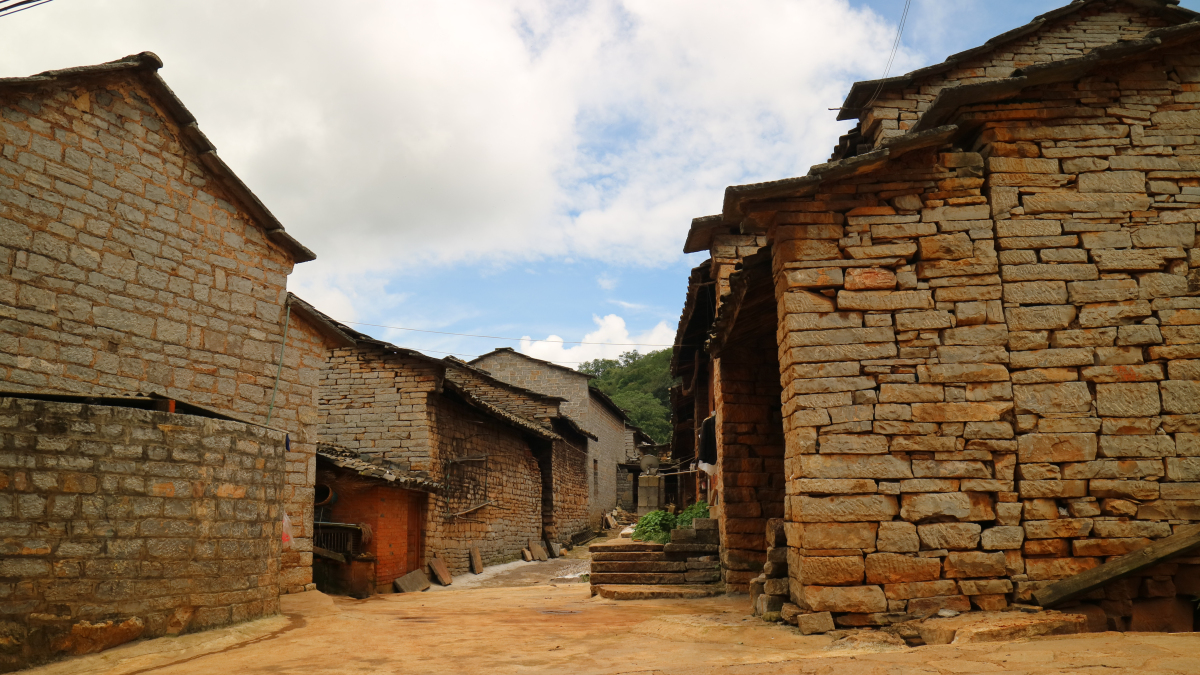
[593,459,599,491]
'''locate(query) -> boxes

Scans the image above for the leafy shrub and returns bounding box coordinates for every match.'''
[632,510,676,543]
[631,501,710,543]
[675,500,709,529]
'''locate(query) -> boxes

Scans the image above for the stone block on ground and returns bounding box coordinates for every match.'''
[429,557,453,586]
[799,611,836,635]
[1130,598,1194,632]
[395,569,431,593]
[917,611,1087,645]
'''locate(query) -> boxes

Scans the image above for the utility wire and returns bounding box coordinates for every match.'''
[0,0,55,19]
[861,0,913,111]
[338,319,677,348]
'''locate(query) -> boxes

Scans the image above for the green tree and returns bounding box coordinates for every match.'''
[579,349,676,443]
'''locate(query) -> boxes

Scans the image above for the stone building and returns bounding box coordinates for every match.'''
[318,327,592,576]
[471,348,653,525]
[674,0,1200,631]
[0,52,350,603]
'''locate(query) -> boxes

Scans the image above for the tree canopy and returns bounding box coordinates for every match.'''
[578,349,674,443]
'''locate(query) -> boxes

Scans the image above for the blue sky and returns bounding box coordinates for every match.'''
[6,0,1200,366]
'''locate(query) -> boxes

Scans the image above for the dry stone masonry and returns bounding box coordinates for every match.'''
[0,397,285,671]
[677,0,1200,632]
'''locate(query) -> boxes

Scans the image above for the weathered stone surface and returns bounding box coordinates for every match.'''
[922,204,991,222]
[785,267,844,288]
[1167,457,1200,481]
[865,553,943,584]
[919,257,1000,279]
[1061,459,1164,479]
[981,526,1024,550]
[1067,279,1140,303]
[51,617,146,656]
[1098,435,1176,458]
[800,523,878,550]
[784,343,898,364]
[1071,538,1152,557]
[943,551,1007,578]
[1013,382,1093,414]
[837,290,934,311]
[793,495,899,522]
[1024,557,1101,581]
[1023,192,1152,214]
[879,384,943,403]
[1078,301,1152,328]
[1080,364,1163,382]
[797,556,865,586]
[877,521,920,553]
[800,455,913,479]
[804,585,888,614]
[885,580,960,599]
[1129,598,1195,632]
[921,233,975,260]
[395,569,432,593]
[895,311,954,331]
[1005,305,1076,331]
[1024,518,1093,539]
[1004,281,1069,305]
[783,290,838,314]
[1091,520,1172,538]
[1010,348,1094,369]
[783,312,863,332]
[792,479,879,494]
[797,611,836,635]
[845,267,898,290]
[1002,263,1098,281]
[1162,380,1200,414]
[846,243,918,259]
[817,434,889,454]
[917,523,981,550]
[912,460,991,479]
[911,402,1010,422]
[1089,480,1160,500]
[900,492,971,522]
[957,579,1014,595]
[1019,480,1089,498]
[942,325,1010,346]
[918,364,1010,383]
[1096,382,1161,417]
[1077,171,1146,193]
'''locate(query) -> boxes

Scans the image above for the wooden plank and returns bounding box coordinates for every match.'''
[312,545,345,563]
[428,556,453,586]
[1034,524,1200,608]
[469,547,483,574]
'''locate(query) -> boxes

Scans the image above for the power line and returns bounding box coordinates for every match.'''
[862,0,913,111]
[0,0,55,19]
[338,319,677,348]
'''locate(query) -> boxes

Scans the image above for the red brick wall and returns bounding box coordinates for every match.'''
[322,479,426,593]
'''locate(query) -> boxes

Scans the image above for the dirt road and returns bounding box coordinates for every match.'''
[23,556,1200,675]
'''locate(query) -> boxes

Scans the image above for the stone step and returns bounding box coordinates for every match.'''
[589,540,664,553]
[591,561,687,573]
[592,584,724,600]
[663,542,719,555]
[589,572,687,585]
[591,551,682,562]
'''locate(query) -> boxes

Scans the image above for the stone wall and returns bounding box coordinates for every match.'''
[860,2,1174,147]
[0,70,326,593]
[427,394,544,573]
[546,437,589,542]
[472,350,591,424]
[319,347,441,473]
[588,396,628,522]
[0,397,284,671]
[714,42,1200,629]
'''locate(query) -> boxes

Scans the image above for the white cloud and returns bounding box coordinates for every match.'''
[2,0,919,321]
[597,274,618,290]
[520,314,675,366]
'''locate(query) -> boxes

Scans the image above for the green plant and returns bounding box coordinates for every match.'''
[675,501,710,529]
[632,510,677,543]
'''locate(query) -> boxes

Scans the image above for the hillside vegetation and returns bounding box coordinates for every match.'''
[578,349,674,443]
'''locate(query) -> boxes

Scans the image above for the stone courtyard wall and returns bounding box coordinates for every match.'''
[0,397,284,671]
[0,70,326,593]
[742,46,1200,629]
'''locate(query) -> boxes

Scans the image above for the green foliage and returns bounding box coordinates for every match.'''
[674,500,709,529]
[632,509,676,543]
[579,349,676,443]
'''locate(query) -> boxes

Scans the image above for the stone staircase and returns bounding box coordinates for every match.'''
[588,517,724,599]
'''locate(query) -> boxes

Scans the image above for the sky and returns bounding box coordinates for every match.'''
[6,0,1199,367]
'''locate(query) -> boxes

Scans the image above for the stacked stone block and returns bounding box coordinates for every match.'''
[857,2,1174,147]
[0,68,328,592]
[0,397,285,671]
